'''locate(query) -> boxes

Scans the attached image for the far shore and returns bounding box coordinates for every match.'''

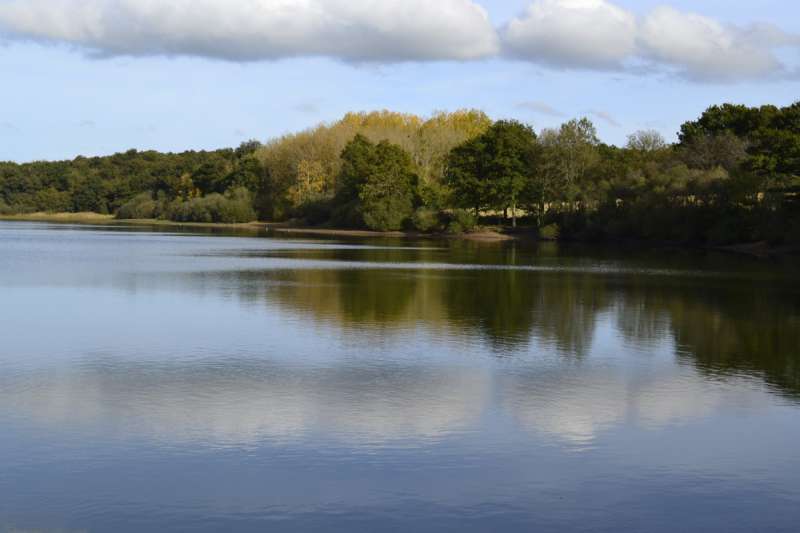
[268,225,515,241]
[0,212,515,241]
[0,212,267,231]
[2,212,797,256]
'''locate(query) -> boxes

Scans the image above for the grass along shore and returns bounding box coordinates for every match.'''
[0,212,266,231]
[4,212,796,253]
[0,212,514,241]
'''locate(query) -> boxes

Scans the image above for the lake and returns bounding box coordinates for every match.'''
[1,220,799,532]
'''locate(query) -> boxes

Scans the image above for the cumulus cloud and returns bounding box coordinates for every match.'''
[0,0,797,82]
[638,6,792,82]
[503,0,800,82]
[503,0,638,69]
[0,0,499,62]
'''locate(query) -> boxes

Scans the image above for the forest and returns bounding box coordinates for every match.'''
[1,103,798,245]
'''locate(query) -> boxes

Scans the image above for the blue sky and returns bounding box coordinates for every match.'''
[1,0,799,162]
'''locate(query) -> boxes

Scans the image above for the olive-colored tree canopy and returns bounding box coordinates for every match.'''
[1,102,798,244]
[254,109,492,219]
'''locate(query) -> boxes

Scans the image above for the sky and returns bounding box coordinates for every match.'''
[1,0,799,163]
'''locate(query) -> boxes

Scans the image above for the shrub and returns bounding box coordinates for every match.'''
[166,187,256,224]
[116,192,158,220]
[218,187,257,223]
[412,207,440,232]
[33,188,72,213]
[446,209,477,234]
[0,199,12,215]
[361,192,412,231]
[359,174,415,231]
[539,223,560,241]
[296,198,334,226]
[330,200,364,229]
[417,181,450,211]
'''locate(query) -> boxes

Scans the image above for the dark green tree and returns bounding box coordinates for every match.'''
[445,120,538,227]
[334,135,417,231]
[445,136,488,218]
[359,141,417,231]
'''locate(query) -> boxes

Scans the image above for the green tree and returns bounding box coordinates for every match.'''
[334,135,417,231]
[359,141,418,231]
[445,135,488,217]
[71,174,108,213]
[534,118,600,218]
[336,134,376,203]
[445,120,538,227]
[627,130,667,153]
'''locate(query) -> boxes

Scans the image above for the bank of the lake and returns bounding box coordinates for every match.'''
[0,212,267,232]
[0,212,515,241]
[5,212,800,255]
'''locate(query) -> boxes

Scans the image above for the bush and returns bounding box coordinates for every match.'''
[539,223,560,240]
[116,192,158,220]
[166,188,256,224]
[446,209,477,234]
[0,199,12,215]
[218,187,258,223]
[33,188,72,212]
[418,182,450,212]
[412,207,440,232]
[362,195,412,231]
[296,198,334,226]
[330,200,364,229]
[360,180,414,231]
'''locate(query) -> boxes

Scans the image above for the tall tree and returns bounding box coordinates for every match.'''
[359,141,418,231]
[336,135,418,231]
[538,118,600,209]
[627,130,667,153]
[445,120,538,227]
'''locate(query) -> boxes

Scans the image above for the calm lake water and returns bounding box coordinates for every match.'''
[1,220,799,532]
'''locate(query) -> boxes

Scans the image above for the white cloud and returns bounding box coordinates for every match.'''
[638,6,790,82]
[503,0,638,69]
[503,0,800,82]
[0,0,500,62]
[0,0,797,82]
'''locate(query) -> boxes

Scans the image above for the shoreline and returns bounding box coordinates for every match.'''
[0,213,266,231]
[2,212,797,256]
[267,225,516,241]
[0,212,515,241]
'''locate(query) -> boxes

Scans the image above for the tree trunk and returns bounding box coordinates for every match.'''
[511,200,517,228]
[538,200,545,228]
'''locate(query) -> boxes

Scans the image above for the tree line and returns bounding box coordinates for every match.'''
[1,104,798,245]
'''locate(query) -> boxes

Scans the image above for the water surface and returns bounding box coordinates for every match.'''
[1,221,799,532]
